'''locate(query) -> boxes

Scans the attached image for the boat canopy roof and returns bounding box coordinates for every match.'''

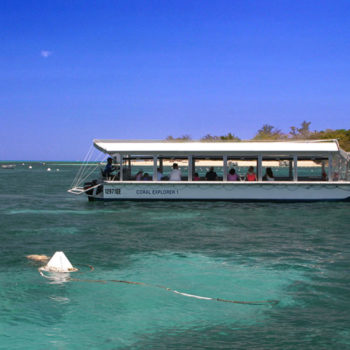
[93,139,347,158]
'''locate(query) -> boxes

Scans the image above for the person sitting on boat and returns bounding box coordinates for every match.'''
[193,172,200,181]
[205,167,217,181]
[103,157,116,178]
[142,173,151,181]
[227,168,240,181]
[157,168,163,181]
[135,170,143,181]
[263,167,275,181]
[169,163,182,181]
[245,166,257,181]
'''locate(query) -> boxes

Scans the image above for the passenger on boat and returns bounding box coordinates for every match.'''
[227,168,240,181]
[157,168,163,181]
[142,173,151,181]
[193,172,200,181]
[135,170,143,181]
[169,163,182,181]
[263,167,275,181]
[205,167,217,181]
[245,166,257,181]
[103,157,116,178]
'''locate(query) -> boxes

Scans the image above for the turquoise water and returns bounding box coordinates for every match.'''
[1,163,350,349]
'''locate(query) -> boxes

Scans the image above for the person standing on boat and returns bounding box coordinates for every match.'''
[169,163,182,181]
[103,157,116,178]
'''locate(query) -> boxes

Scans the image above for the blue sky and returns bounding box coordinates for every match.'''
[1,0,349,160]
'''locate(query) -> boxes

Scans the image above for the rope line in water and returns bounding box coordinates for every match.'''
[39,268,279,306]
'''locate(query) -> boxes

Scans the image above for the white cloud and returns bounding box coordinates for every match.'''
[41,50,52,58]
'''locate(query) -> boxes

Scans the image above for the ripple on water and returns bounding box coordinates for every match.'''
[0,252,308,348]
[0,166,350,349]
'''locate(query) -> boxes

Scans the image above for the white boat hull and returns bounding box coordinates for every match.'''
[88,181,350,201]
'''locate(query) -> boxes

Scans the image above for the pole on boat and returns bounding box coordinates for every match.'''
[153,155,158,181]
[293,155,298,181]
[119,156,123,181]
[257,155,262,181]
[188,155,193,181]
[328,153,333,181]
[192,157,196,178]
[223,155,228,182]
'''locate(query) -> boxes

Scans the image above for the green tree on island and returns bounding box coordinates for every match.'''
[253,124,285,140]
[201,132,240,141]
[165,122,350,151]
[289,121,312,139]
[166,135,192,141]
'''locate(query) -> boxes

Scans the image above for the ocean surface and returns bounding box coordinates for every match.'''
[1,162,350,349]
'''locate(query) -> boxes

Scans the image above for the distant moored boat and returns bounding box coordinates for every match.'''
[1,164,16,169]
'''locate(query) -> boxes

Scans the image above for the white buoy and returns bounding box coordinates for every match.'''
[47,168,51,172]
[42,251,78,272]
[28,165,32,169]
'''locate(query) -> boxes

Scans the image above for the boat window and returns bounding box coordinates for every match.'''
[107,152,349,183]
[227,157,257,181]
[261,158,294,181]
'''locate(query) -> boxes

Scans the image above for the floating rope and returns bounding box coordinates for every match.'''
[77,278,279,305]
[46,272,279,306]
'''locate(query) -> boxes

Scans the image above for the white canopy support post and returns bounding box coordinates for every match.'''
[223,155,228,182]
[119,156,123,181]
[188,155,193,181]
[289,160,293,179]
[328,153,333,181]
[127,156,131,179]
[293,155,298,182]
[337,155,341,179]
[257,155,262,182]
[153,155,158,181]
